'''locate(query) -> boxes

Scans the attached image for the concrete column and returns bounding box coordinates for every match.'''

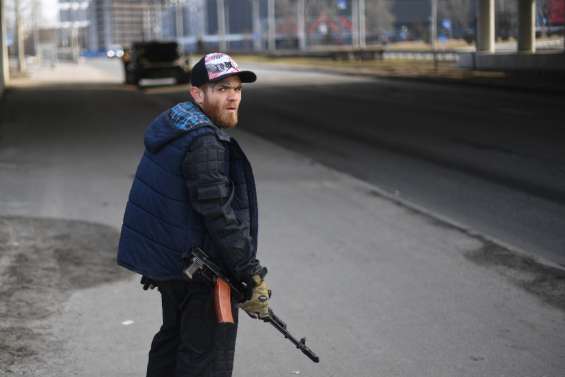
[518,0,536,53]
[477,0,495,53]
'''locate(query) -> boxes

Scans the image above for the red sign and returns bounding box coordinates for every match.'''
[549,0,565,25]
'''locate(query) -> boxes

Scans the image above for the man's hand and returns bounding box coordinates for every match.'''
[141,276,158,290]
[239,275,270,319]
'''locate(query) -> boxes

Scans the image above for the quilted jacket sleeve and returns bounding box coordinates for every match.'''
[182,133,262,282]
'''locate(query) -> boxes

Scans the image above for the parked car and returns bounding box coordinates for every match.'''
[123,41,190,85]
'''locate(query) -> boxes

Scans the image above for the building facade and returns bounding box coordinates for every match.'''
[88,0,165,52]
[159,0,255,52]
[58,0,90,57]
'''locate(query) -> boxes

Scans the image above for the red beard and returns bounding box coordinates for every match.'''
[203,102,239,128]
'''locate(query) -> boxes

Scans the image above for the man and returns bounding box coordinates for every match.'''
[117,53,270,377]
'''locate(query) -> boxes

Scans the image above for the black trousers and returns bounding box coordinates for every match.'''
[146,280,238,377]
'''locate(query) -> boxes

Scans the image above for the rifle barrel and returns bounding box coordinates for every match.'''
[264,310,320,363]
[188,248,320,363]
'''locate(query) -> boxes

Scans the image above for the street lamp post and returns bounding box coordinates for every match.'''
[352,0,358,47]
[1,0,9,86]
[217,0,226,51]
[297,0,306,50]
[359,0,366,48]
[176,0,184,47]
[268,0,275,51]
[15,0,26,72]
[252,0,261,51]
[430,0,438,68]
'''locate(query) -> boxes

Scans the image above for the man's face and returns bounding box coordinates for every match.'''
[195,76,242,129]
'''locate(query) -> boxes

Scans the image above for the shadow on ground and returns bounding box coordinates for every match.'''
[465,242,565,311]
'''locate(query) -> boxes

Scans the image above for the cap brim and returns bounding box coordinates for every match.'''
[210,70,257,84]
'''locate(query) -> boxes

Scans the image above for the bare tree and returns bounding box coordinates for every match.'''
[275,0,297,34]
[305,0,334,16]
[366,0,394,42]
[303,0,341,45]
[273,0,394,46]
[496,0,518,40]
[536,0,551,36]
[438,0,473,36]
[306,0,394,43]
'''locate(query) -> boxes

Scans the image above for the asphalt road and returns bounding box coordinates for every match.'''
[138,62,565,268]
[244,68,565,268]
[1,59,564,377]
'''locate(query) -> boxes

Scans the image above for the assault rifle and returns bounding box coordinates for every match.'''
[184,247,320,363]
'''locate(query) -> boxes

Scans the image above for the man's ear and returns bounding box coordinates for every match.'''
[190,85,204,106]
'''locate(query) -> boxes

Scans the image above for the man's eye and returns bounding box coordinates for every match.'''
[235,87,242,92]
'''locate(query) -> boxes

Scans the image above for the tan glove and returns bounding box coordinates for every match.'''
[239,275,270,319]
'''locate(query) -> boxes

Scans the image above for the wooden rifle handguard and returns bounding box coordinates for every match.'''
[214,278,234,324]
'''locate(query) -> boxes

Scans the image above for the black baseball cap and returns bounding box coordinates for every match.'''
[191,53,257,87]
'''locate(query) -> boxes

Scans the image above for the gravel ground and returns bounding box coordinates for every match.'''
[0,216,129,376]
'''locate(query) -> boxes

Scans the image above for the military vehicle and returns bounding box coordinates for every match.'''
[123,41,190,85]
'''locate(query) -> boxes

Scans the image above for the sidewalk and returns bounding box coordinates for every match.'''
[8,58,123,87]
[1,62,564,377]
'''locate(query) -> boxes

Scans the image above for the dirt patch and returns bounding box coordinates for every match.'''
[0,216,130,375]
[0,327,39,369]
[465,242,565,311]
[363,188,565,311]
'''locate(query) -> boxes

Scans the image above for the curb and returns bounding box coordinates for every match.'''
[248,62,565,96]
[327,159,565,273]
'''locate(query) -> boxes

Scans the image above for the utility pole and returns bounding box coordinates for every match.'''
[430,0,437,49]
[297,0,306,50]
[359,0,366,48]
[176,0,184,47]
[352,0,358,47]
[15,0,26,73]
[217,0,226,51]
[1,0,9,88]
[252,0,261,51]
[143,7,150,40]
[71,25,80,62]
[70,3,80,63]
[31,0,40,57]
[430,0,438,68]
[267,0,275,51]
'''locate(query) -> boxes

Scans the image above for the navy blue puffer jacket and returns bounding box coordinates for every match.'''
[117,102,261,281]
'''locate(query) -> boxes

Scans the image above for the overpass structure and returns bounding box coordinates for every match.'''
[1,0,563,96]
[460,0,565,71]
[1,0,8,96]
[477,0,537,54]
